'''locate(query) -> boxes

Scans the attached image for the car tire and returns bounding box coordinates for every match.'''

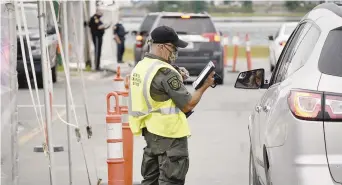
[18,76,28,89]
[249,146,261,185]
[36,72,44,88]
[52,66,57,83]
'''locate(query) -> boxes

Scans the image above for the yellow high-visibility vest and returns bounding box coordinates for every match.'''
[128,57,190,138]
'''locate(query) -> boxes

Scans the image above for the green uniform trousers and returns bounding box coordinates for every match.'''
[141,128,189,185]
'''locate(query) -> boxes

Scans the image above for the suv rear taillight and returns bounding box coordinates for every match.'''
[288,89,342,121]
[202,33,221,42]
[288,90,323,120]
[136,35,143,48]
[325,94,342,120]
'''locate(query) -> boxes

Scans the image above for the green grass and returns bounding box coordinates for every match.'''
[57,63,92,72]
[225,46,269,58]
[124,47,134,62]
[209,12,306,17]
[57,64,64,72]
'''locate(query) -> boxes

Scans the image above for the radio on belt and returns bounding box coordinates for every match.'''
[193,61,222,90]
[184,61,222,118]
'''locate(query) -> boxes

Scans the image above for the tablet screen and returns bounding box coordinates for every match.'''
[193,61,215,89]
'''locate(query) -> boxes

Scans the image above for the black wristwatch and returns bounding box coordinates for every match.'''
[185,111,194,118]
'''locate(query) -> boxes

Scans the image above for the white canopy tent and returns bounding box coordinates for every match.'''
[96,4,119,70]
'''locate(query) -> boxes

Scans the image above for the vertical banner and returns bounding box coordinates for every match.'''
[1,1,18,185]
[97,4,119,71]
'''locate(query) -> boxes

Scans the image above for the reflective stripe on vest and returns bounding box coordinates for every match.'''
[128,60,181,117]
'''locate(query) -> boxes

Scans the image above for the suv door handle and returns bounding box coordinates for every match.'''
[263,105,271,112]
[255,105,262,113]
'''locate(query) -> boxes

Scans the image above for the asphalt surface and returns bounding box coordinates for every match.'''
[16,58,271,185]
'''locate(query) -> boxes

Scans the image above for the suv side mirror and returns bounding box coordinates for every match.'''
[268,35,274,41]
[234,68,267,89]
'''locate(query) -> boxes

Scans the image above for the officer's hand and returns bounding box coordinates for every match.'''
[203,71,215,88]
[179,67,189,81]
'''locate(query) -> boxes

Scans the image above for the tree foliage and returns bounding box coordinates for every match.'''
[223,1,231,5]
[152,0,208,13]
[191,1,208,13]
[242,1,253,11]
[285,1,319,11]
[285,1,301,11]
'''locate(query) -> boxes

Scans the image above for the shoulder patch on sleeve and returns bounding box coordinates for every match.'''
[160,68,171,75]
[167,75,182,91]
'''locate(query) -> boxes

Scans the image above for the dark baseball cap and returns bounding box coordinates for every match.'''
[151,26,188,48]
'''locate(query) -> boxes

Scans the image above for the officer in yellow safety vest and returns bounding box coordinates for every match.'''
[129,25,215,185]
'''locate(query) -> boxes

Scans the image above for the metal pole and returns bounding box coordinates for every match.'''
[8,2,19,185]
[37,1,56,185]
[62,1,73,185]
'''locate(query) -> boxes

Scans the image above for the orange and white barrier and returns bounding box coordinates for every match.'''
[232,33,240,72]
[113,66,125,93]
[106,91,125,185]
[111,66,134,185]
[223,35,229,67]
[122,75,133,185]
[245,34,252,71]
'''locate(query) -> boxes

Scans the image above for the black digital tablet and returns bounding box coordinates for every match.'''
[193,61,216,90]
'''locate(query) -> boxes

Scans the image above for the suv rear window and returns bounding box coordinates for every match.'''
[140,15,157,33]
[318,28,342,77]
[157,16,216,35]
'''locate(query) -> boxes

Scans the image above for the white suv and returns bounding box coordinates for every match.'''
[236,2,342,185]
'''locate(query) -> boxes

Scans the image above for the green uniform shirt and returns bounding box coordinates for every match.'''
[144,53,192,111]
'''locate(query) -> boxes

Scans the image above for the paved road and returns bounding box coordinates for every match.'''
[17,58,270,185]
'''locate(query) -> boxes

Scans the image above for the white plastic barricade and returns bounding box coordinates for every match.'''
[1,2,19,185]
[68,1,85,69]
[97,4,119,71]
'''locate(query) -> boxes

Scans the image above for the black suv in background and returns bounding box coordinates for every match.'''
[132,12,225,84]
[132,12,159,63]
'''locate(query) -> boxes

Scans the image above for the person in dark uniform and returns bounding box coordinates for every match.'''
[88,9,110,71]
[113,17,128,63]
[128,26,215,185]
